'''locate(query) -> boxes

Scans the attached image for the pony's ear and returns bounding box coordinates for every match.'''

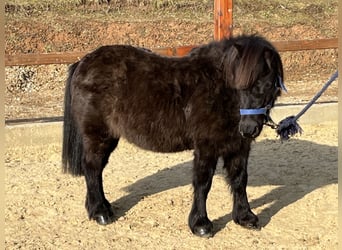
[264,48,284,80]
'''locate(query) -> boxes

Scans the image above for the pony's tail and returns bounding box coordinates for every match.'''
[62,61,84,176]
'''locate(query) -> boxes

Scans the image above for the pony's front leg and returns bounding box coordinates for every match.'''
[188,146,218,238]
[223,151,259,229]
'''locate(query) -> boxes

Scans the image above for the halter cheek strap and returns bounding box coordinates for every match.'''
[278,75,287,93]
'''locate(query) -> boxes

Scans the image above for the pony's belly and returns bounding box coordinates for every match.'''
[110,107,193,152]
[122,128,193,153]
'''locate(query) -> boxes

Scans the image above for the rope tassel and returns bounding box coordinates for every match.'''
[276,70,338,140]
[276,115,303,140]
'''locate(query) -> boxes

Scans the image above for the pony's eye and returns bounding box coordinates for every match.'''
[256,80,272,93]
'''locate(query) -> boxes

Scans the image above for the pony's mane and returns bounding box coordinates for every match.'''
[222,35,283,89]
[188,35,283,90]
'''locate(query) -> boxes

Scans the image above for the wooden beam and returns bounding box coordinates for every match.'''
[5,52,86,67]
[152,45,196,57]
[4,45,197,66]
[214,0,233,40]
[272,38,338,52]
[5,38,338,67]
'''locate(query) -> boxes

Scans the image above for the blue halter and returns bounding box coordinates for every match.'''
[240,106,269,115]
[240,76,287,116]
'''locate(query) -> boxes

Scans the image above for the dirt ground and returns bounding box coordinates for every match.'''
[5,121,338,249]
[5,1,338,249]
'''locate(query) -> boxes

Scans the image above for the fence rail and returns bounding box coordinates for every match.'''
[5,38,338,67]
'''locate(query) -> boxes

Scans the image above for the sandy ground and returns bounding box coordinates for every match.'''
[5,2,338,249]
[5,121,338,249]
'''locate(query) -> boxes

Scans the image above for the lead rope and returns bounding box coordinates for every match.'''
[276,70,338,140]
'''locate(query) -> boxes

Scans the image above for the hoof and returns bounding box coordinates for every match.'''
[193,225,213,238]
[89,205,115,225]
[234,211,260,230]
[240,221,261,231]
[189,216,213,238]
[87,199,115,225]
[94,213,115,225]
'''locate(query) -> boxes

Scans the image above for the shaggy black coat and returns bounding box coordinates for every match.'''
[62,34,284,237]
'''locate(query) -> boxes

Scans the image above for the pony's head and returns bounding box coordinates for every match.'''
[222,35,285,138]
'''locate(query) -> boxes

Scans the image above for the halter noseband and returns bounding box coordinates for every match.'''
[239,106,269,116]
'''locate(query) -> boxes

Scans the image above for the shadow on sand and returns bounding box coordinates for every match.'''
[111,138,337,235]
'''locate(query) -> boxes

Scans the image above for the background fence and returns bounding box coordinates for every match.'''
[4,38,339,66]
[5,0,338,66]
[5,0,338,124]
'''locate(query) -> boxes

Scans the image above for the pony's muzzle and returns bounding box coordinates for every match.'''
[239,118,262,138]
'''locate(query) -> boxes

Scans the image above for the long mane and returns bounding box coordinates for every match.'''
[222,35,283,89]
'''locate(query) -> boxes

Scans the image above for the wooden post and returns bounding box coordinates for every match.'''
[214,0,233,40]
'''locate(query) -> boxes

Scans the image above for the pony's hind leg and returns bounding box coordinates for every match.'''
[188,145,218,238]
[82,134,119,225]
[223,150,259,230]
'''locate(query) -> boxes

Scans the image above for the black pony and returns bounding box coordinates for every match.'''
[62,35,284,237]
